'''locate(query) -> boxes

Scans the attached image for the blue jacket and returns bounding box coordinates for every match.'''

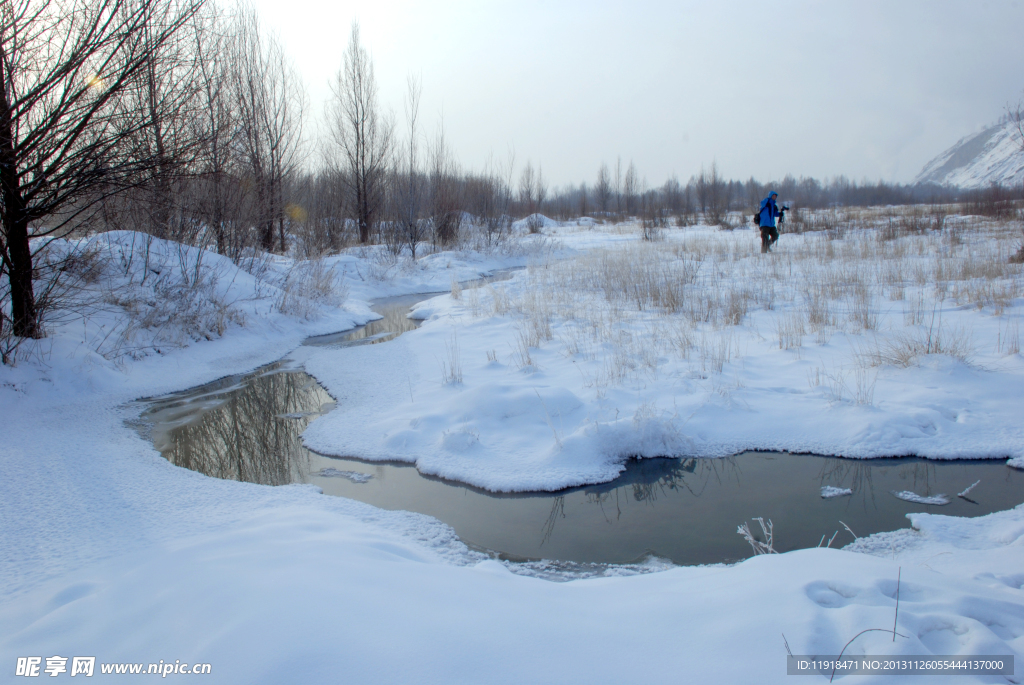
[759,192,780,228]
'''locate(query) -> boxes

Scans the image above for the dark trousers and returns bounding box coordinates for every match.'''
[760,226,779,253]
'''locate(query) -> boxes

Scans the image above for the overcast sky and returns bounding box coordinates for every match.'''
[250,0,1024,188]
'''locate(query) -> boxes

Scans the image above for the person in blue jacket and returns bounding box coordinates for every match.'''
[759,191,781,253]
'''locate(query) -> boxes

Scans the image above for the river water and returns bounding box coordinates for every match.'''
[135,276,1024,566]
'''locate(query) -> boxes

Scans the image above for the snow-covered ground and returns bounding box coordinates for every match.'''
[2,220,1023,683]
[301,216,1024,491]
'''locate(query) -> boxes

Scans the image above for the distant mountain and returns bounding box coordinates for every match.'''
[915,117,1024,188]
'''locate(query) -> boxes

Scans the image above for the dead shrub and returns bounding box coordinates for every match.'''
[276,258,347,320]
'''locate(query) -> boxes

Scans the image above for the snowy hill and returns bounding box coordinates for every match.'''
[915,116,1024,188]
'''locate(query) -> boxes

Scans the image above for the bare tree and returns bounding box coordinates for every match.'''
[614,156,622,215]
[231,5,305,253]
[0,0,205,339]
[427,124,460,246]
[327,21,393,244]
[639,182,660,241]
[679,179,697,225]
[518,161,536,217]
[662,175,682,217]
[695,161,727,224]
[595,162,611,214]
[189,3,248,257]
[694,168,708,216]
[744,176,764,215]
[623,160,638,215]
[519,160,549,232]
[290,170,348,255]
[1007,97,1024,263]
[535,164,547,215]
[1010,98,1024,153]
[470,148,514,247]
[393,75,424,258]
[133,0,210,241]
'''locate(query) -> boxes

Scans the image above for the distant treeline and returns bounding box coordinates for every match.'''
[537,160,1024,224]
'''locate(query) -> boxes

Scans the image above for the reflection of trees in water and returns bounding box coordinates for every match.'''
[818,457,954,510]
[329,274,517,347]
[149,370,333,486]
[539,457,744,544]
[541,496,565,546]
[585,457,743,508]
[818,459,881,508]
[893,462,942,492]
[343,302,421,345]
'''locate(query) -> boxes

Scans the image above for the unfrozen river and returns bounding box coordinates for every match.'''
[135,281,1024,566]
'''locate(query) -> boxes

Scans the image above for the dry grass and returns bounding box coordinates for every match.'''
[440,330,463,384]
[848,282,878,331]
[276,257,347,320]
[470,211,1020,394]
[774,311,806,349]
[489,284,512,315]
[510,326,535,370]
[997,316,1020,355]
[862,321,975,368]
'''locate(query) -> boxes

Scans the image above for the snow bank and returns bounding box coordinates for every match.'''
[511,213,560,232]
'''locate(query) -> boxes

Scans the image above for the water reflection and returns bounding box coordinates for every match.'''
[143,364,334,486]
[303,293,429,348]
[583,456,737,508]
[304,268,521,348]
[140,270,520,480]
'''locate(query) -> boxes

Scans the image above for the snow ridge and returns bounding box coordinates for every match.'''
[915,117,1024,188]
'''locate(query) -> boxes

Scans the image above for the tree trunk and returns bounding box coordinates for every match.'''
[357,183,369,243]
[0,52,40,339]
[260,218,275,251]
[6,215,39,338]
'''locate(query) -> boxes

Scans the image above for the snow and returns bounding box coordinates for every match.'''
[915,117,1024,188]
[316,467,373,483]
[892,491,951,506]
[821,485,853,498]
[960,480,982,498]
[2,221,1023,683]
[511,213,560,232]
[299,222,1024,492]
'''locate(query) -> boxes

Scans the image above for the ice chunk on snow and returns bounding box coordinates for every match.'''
[821,486,852,499]
[316,468,372,483]
[1008,457,1024,470]
[891,490,949,505]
